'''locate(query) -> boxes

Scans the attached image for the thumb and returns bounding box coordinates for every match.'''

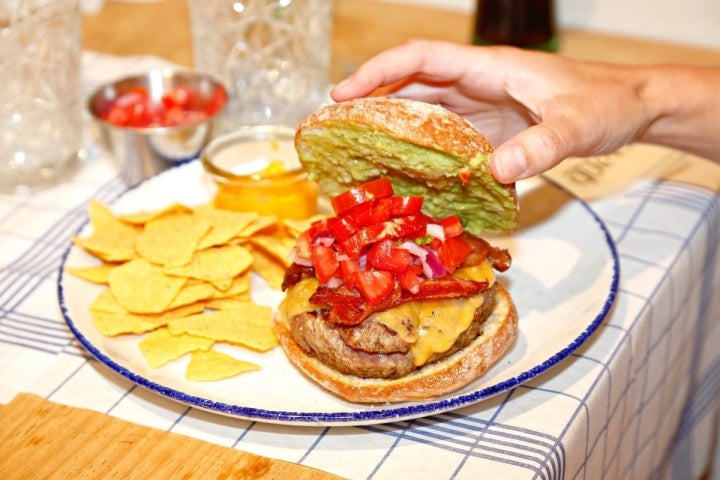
[491,122,573,183]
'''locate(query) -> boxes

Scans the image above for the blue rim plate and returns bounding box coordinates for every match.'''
[57,160,619,426]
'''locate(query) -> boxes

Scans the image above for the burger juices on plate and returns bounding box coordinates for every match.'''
[274,97,519,403]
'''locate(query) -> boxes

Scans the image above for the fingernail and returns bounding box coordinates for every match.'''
[494,144,528,183]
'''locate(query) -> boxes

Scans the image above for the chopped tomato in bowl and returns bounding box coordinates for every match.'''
[87,69,228,184]
[88,69,227,131]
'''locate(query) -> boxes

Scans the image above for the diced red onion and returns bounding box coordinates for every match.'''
[398,240,428,258]
[421,251,447,278]
[314,236,335,247]
[426,222,446,242]
[325,276,344,289]
[358,254,367,271]
[289,248,313,267]
[294,256,314,267]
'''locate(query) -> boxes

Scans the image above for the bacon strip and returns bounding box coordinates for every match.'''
[310,276,488,326]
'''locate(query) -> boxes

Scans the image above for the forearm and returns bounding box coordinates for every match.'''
[637,64,720,162]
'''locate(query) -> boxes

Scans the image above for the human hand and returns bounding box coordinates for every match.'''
[331,39,655,183]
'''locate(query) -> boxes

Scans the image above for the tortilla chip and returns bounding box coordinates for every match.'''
[185,349,261,381]
[90,289,127,314]
[119,202,193,225]
[72,202,140,262]
[236,215,279,239]
[163,244,253,286]
[135,212,212,267]
[66,264,116,284]
[211,271,252,298]
[90,294,206,335]
[203,295,253,311]
[168,306,277,352]
[108,258,187,314]
[167,281,217,309]
[138,327,214,367]
[193,205,259,250]
[249,234,295,267]
[251,249,287,290]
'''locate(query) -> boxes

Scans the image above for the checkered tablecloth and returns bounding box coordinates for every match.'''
[1,52,718,480]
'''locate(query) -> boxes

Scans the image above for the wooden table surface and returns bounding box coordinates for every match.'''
[83,0,720,81]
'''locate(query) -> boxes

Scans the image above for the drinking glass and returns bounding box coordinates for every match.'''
[0,0,83,192]
[188,0,334,131]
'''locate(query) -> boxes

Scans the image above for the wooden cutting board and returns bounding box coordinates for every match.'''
[0,393,345,480]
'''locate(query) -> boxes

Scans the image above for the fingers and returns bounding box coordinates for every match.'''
[331,39,479,101]
[491,122,572,183]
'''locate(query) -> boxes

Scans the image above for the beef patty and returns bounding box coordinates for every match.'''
[286,284,498,379]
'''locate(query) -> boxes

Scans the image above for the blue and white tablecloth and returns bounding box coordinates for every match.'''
[1,52,718,480]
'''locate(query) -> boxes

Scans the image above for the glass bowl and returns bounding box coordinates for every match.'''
[201,125,319,219]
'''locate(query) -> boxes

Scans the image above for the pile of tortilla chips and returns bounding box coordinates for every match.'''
[68,200,324,382]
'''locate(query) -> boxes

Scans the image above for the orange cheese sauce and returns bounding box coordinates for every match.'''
[206,138,319,220]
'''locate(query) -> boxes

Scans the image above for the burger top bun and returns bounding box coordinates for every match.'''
[294,97,519,234]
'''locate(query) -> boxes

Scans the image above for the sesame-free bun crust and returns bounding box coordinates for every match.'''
[295,97,519,234]
[273,283,519,404]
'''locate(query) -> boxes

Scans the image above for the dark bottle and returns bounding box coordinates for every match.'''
[472,0,559,52]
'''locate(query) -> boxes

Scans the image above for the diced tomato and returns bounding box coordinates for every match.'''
[344,196,392,226]
[100,85,222,129]
[368,197,393,224]
[311,244,339,283]
[161,86,192,109]
[339,223,384,257]
[396,265,423,294]
[308,218,333,238]
[206,86,228,116]
[440,215,464,237]
[368,238,411,273]
[355,270,395,304]
[458,167,472,185]
[341,201,373,226]
[339,258,360,289]
[330,178,394,215]
[390,196,423,216]
[438,236,474,271]
[114,88,149,108]
[327,215,360,241]
[293,230,313,260]
[386,215,427,240]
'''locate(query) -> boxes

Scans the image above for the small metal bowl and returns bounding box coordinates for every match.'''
[88,69,227,185]
[201,125,319,219]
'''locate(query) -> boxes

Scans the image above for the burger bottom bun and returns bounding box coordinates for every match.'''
[272,283,518,404]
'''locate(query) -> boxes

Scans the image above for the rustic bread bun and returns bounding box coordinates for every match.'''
[294,97,519,234]
[273,283,518,403]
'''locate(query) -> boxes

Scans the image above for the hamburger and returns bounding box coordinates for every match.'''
[274,97,519,403]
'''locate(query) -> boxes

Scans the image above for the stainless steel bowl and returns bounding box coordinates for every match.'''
[88,68,227,185]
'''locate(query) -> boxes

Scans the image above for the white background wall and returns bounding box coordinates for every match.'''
[383,0,720,50]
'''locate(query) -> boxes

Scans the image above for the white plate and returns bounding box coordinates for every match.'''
[58,161,618,426]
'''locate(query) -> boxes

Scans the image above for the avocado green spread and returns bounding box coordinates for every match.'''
[296,124,518,234]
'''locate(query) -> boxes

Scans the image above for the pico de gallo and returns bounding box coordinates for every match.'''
[282,178,512,326]
[99,85,226,128]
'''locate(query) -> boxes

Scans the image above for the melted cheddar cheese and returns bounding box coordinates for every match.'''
[372,260,496,366]
[279,277,320,329]
[281,260,496,367]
